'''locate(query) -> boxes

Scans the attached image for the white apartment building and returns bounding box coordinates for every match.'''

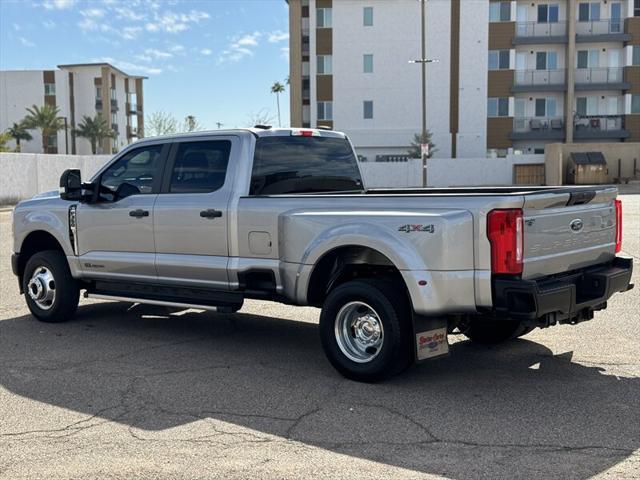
[288,0,640,160]
[0,63,145,154]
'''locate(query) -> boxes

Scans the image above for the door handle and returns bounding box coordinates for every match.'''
[200,209,223,219]
[129,209,149,218]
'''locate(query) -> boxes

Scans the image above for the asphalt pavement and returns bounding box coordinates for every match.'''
[0,195,638,479]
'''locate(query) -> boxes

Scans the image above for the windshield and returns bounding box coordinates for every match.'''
[250,136,364,195]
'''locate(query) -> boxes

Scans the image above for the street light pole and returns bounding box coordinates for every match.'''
[421,0,427,187]
[408,0,439,187]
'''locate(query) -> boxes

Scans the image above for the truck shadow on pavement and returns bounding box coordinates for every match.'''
[1,301,638,480]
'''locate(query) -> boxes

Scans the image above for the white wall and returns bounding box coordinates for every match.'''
[0,153,111,203]
[0,71,45,153]
[359,154,545,188]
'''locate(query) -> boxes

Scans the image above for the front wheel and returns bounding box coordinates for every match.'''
[23,250,80,323]
[319,280,412,382]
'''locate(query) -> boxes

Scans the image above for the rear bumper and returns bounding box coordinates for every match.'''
[493,257,633,326]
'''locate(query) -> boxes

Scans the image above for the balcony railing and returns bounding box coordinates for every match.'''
[576,19,625,36]
[95,99,103,110]
[514,69,565,87]
[513,116,565,133]
[574,115,625,134]
[515,21,568,38]
[575,67,625,85]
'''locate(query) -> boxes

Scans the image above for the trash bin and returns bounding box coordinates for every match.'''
[567,152,608,185]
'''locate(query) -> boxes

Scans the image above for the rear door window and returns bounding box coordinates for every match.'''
[168,140,231,194]
[250,136,363,195]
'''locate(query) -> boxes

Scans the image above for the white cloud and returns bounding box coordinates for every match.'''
[115,7,146,22]
[144,48,172,59]
[144,9,210,34]
[200,48,212,56]
[218,31,265,63]
[268,30,289,43]
[18,37,35,47]
[280,46,290,60]
[120,26,142,40]
[169,44,185,53]
[42,0,75,10]
[12,23,21,31]
[80,8,105,18]
[42,20,56,29]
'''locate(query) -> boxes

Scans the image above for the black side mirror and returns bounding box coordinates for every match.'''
[59,169,82,201]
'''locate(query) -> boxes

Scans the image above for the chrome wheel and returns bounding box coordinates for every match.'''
[27,266,56,310]
[334,301,384,363]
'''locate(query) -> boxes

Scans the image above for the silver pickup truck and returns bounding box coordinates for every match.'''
[11,128,634,381]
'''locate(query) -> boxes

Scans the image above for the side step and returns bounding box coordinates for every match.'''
[85,280,244,310]
[85,293,223,312]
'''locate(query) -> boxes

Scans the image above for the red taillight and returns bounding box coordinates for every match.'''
[487,209,524,275]
[615,199,622,254]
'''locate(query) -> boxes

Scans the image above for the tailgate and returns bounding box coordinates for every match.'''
[522,187,617,279]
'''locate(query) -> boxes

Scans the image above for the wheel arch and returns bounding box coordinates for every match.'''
[15,230,66,293]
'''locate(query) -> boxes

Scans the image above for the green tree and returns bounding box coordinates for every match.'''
[0,132,12,153]
[22,104,65,153]
[270,81,286,127]
[408,131,437,159]
[6,121,33,152]
[73,115,116,154]
[182,115,204,132]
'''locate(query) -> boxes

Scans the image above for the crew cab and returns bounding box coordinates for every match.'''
[11,128,634,381]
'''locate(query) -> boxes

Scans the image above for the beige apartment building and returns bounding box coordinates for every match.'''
[287,0,640,159]
[0,62,145,155]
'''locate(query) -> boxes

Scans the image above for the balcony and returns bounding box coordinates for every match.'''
[514,21,568,44]
[510,117,566,141]
[574,68,631,91]
[95,99,103,110]
[512,69,566,92]
[111,123,119,134]
[574,115,629,139]
[576,19,631,42]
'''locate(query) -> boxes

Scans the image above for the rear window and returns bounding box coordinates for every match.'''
[250,136,364,195]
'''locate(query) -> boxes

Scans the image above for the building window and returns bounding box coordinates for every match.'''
[363,54,374,73]
[317,101,333,120]
[633,46,640,66]
[316,7,332,28]
[538,4,559,23]
[44,83,56,95]
[317,55,332,74]
[363,100,373,119]
[535,98,557,117]
[576,96,598,116]
[632,95,640,114]
[96,87,102,100]
[488,97,509,117]
[635,0,640,16]
[363,7,373,26]
[578,2,600,22]
[47,134,57,147]
[111,112,117,124]
[110,88,116,100]
[536,51,557,70]
[488,50,510,70]
[489,2,511,22]
[577,49,599,69]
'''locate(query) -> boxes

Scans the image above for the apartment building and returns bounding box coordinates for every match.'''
[0,63,145,154]
[489,0,640,155]
[287,0,640,159]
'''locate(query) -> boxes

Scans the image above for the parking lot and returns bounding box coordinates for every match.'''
[0,195,638,480]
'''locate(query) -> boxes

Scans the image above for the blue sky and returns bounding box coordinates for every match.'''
[0,0,291,129]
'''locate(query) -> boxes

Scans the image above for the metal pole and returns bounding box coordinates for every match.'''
[421,0,427,187]
[64,117,69,154]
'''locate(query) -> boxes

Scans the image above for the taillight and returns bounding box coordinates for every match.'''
[615,199,622,254]
[487,209,524,275]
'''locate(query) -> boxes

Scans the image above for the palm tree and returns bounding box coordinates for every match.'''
[23,104,65,153]
[6,121,33,152]
[270,81,286,127]
[73,115,116,154]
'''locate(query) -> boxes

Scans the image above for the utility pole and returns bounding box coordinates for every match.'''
[409,0,438,187]
[216,122,224,129]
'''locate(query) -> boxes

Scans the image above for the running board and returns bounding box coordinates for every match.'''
[85,293,221,312]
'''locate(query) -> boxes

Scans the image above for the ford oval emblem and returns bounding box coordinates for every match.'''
[570,219,584,232]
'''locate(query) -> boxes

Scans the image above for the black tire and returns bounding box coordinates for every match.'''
[462,318,533,345]
[319,280,412,382]
[23,250,80,323]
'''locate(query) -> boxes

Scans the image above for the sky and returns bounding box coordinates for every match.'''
[0,0,291,129]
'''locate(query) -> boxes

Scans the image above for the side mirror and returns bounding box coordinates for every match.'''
[59,169,82,201]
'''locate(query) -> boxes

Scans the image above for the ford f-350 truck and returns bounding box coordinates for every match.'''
[11,128,634,381]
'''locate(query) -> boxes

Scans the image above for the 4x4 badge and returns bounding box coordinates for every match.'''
[398,224,435,234]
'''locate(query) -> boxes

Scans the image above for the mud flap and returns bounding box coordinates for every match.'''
[413,315,449,363]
